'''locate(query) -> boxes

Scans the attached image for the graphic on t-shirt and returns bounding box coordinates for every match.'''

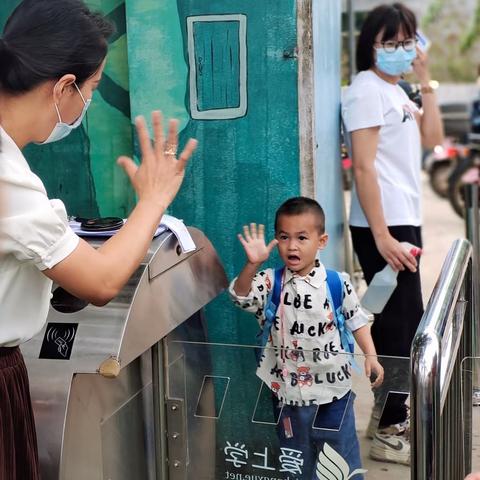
[271,382,281,394]
[296,366,313,387]
[289,340,305,362]
[402,104,416,123]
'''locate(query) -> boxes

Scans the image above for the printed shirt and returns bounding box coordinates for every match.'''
[229,261,369,406]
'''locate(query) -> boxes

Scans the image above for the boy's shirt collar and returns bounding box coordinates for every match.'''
[283,259,326,289]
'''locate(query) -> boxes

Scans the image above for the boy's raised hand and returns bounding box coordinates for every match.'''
[238,223,278,266]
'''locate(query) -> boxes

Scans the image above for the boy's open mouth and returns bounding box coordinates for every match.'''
[287,255,301,262]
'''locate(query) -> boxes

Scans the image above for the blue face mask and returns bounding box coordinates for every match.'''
[375,47,417,76]
[37,83,91,145]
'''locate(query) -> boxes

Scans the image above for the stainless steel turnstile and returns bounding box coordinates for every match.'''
[21,227,227,480]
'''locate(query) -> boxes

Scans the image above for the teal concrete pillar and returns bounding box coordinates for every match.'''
[313,0,344,271]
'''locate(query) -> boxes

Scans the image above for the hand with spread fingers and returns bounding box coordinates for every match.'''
[237,223,278,267]
[117,111,197,211]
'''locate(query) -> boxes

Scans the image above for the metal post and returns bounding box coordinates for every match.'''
[347,0,356,82]
[152,342,168,480]
[463,260,474,476]
[464,183,479,474]
[411,240,473,479]
[411,332,441,479]
[464,184,479,353]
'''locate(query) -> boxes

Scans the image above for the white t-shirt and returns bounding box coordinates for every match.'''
[0,127,79,346]
[342,70,422,227]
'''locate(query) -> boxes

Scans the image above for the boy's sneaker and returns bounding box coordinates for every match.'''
[370,432,410,465]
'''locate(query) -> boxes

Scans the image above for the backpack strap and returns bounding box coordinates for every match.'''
[264,267,284,323]
[256,267,284,364]
[326,269,343,313]
[326,270,357,365]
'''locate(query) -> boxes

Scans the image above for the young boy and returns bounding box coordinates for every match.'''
[229,197,384,479]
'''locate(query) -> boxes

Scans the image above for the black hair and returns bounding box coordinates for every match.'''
[274,197,325,234]
[0,0,114,94]
[356,3,417,72]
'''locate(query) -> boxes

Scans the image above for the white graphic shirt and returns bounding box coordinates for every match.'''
[229,261,369,406]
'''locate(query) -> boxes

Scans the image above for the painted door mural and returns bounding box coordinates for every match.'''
[0,0,135,218]
[187,14,248,120]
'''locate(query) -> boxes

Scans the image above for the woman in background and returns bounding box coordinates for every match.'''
[342,2,443,466]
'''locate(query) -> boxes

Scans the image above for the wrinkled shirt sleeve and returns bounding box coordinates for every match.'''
[228,269,273,323]
[340,272,369,332]
[342,82,384,132]
[0,180,79,271]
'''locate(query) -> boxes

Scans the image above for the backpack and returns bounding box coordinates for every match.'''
[255,267,355,366]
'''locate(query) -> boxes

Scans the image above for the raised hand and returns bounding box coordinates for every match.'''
[117,111,197,211]
[412,46,431,85]
[237,223,278,266]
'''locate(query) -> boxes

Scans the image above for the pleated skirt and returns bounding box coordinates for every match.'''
[0,347,40,480]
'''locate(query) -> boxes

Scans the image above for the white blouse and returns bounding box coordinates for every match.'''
[0,127,79,346]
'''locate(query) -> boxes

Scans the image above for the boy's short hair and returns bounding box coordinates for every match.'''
[275,197,325,234]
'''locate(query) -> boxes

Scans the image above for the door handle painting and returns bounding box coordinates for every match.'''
[283,46,298,59]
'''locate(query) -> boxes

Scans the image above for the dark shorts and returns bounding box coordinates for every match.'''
[0,347,40,480]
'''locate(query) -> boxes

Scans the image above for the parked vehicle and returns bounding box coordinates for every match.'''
[447,135,480,218]
[424,139,465,198]
[446,98,480,218]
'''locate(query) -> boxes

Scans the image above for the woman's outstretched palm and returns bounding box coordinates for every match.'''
[237,223,278,265]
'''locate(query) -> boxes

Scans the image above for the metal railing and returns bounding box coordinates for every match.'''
[465,184,480,409]
[411,237,474,480]
[410,184,480,479]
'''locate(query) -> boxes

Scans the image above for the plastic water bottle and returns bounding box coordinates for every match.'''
[361,242,422,314]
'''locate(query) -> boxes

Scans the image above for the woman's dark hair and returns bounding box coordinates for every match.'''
[0,0,114,94]
[275,197,326,234]
[356,3,417,72]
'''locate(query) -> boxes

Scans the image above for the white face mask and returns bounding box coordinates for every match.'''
[37,82,91,145]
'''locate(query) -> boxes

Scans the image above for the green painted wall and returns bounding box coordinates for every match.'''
[126,0,300,346]
[125,3,302,473]
[1,0,301,343]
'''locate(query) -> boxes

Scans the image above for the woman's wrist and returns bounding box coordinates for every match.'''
[418,75,431,88]
[372,227,391,242]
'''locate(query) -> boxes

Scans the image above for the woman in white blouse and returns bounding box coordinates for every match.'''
[0,1,197,477]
